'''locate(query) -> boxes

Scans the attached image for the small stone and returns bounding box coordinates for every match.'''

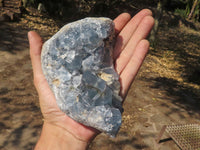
[41,17,123,137]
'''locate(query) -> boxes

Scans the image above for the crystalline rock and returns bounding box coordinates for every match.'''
[41,17,123,137]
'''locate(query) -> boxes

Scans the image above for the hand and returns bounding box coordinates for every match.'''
[29,9,154,150]
[113,9,154,98]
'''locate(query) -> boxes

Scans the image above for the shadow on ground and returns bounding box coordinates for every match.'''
[0,74,42,149]
[0,23,29,53]
[147,12,200,119]
[0,5,200,150]
[150,77,200,114]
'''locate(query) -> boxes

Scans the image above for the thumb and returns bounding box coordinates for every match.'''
[28,31,43,78]
[28,31,58,112]
[28,31,47,93]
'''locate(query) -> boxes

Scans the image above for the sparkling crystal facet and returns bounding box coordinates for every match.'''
[41,17,123,136]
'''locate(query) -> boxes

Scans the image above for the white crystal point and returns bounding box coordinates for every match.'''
[41,17,123,137]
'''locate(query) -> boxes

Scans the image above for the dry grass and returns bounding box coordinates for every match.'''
[15,8,59,39]
[144,17,200,99]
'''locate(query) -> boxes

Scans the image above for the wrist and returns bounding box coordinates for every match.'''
[35,122,89,150]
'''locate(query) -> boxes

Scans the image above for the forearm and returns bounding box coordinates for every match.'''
[35,122,89,150]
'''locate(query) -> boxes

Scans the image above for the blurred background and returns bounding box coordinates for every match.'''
[0,0,200,149]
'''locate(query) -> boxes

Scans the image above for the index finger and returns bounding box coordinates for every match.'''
[113,9,153,60]
[113,13,131,35]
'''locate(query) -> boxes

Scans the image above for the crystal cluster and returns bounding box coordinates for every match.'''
[41,17,123,136]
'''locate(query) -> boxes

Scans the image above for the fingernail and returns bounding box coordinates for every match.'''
[28,31,32,41]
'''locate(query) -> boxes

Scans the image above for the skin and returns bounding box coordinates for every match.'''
[28,9,154,150]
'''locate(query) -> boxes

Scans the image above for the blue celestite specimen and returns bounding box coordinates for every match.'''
[41,17,123,137]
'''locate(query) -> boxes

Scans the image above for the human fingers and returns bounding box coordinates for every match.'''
[28,31,56,105]
[120,39,149,98]
[115,15,154,74]
[113,9,152,59]
[29,31,43,79]
[28,31,46,91]
[113,13,131,35]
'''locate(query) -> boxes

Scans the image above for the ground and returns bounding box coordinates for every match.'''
[0,8,200,150]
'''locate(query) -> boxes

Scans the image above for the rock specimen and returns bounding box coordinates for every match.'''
[41,17,123,136]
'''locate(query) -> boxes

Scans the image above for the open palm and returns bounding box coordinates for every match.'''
[29,9,154,145]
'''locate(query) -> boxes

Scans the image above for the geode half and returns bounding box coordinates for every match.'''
[41,17,123,136]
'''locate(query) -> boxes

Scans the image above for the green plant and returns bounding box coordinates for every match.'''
[175,8,187,17]
[186,0,200,20]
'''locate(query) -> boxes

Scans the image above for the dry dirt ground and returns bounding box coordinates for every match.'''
[0,9,200,150]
